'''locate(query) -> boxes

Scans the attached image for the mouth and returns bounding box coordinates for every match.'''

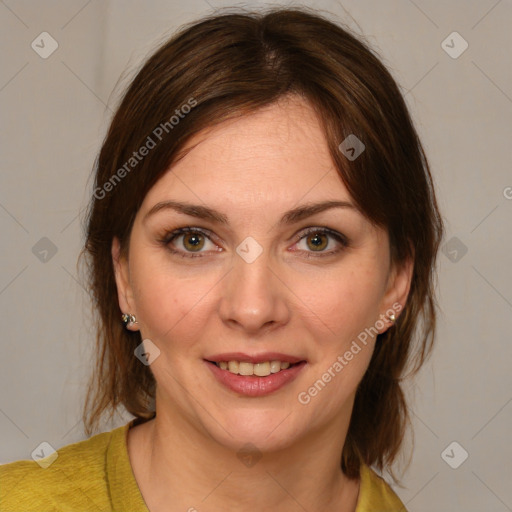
[204,353,307,397]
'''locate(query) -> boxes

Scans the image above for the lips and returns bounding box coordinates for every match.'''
[204,352,307,397]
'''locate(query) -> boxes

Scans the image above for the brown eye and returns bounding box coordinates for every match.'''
[162,227,218,257]
[306,232,328,251]
[293,227,349,258]
[182,232,205,252]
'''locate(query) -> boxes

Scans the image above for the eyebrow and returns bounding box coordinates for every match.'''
[143,199,358,226]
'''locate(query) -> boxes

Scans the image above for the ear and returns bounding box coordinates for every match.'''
[377,253,414,333]
[112,237,139,331]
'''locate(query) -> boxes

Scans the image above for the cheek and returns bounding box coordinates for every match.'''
[294,268,384,411]
[129,254,220,345]
[294,264,385,347]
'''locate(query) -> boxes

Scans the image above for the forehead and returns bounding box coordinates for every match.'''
[141,96,353,210]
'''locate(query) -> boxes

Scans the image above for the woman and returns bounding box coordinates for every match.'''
[0,6,444,511]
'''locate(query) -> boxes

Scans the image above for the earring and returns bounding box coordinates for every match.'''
[387,312,396,323]
[121,313,138,328]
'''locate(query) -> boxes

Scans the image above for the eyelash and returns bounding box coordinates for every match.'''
[159,226,349,259]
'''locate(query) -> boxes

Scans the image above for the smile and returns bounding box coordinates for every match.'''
[205,359,307,397]
[213,360,294,376]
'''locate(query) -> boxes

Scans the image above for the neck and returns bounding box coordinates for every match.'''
[128,401,360,512]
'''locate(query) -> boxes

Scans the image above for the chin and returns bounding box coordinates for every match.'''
[203,409,303,454]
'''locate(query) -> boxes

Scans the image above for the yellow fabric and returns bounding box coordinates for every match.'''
[1,419,408,511]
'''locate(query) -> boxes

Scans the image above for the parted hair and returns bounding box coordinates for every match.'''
[81,6,444,484]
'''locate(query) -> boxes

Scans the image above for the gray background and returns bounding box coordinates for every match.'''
[1,1,511,511]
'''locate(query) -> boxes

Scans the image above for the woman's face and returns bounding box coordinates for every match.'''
[113,96,412,452]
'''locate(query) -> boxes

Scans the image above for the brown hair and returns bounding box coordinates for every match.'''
[80,6,444,484]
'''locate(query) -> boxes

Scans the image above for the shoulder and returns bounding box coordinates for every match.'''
[356,463,408,512]
[0,423,126,512]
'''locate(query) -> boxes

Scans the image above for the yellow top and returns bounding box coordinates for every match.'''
[0,418,407,511]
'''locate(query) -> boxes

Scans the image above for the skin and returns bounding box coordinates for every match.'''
[112,94,413,512]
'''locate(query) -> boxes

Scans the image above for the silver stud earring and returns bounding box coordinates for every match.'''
[121,313,138,328]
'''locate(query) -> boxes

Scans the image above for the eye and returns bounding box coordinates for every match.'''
[162,227,220,258]
[292,227,349,258]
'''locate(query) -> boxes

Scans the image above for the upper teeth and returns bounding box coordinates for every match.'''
[216,360,292,376]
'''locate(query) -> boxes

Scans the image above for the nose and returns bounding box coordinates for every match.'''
[218,247,290,335]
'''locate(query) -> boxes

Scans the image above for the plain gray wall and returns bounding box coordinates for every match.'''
[1,1,511,511]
